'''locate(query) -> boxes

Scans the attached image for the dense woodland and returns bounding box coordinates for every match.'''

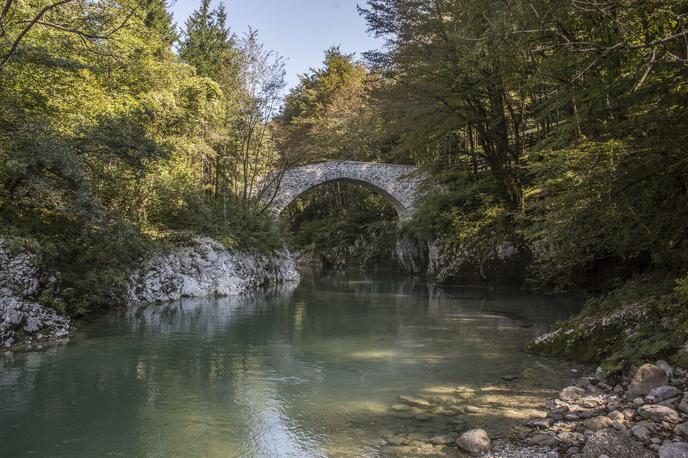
[1,1,688,366]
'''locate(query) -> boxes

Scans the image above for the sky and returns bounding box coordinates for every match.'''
[169,0,383,90]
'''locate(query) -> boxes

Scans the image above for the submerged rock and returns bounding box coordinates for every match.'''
[398,395,432,409]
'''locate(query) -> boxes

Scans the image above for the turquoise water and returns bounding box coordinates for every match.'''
[0,271,583,457]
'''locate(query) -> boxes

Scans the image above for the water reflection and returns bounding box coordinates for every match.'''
[0,271,583,457]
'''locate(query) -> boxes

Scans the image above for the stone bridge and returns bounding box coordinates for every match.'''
[256,161,423,221]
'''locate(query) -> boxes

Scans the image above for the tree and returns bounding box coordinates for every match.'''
[0,0,138,72]
[279,47,384,164]
[233,29,285,209]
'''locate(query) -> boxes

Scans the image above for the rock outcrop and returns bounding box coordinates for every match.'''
[2,236,301,349]
[128,237,300,306]
[426,239,529,286]
[394,236,428,274]
[0,238,71,350]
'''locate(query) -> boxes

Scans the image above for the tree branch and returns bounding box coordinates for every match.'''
[0,0,75,72]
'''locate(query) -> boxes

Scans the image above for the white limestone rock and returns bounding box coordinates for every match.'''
[0,296,71,349]
[128,238,300,306]
[0,237,72,349]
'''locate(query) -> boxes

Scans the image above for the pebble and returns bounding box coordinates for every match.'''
[429,434,455,445]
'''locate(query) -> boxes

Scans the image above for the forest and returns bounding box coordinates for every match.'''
[1,0,688,370]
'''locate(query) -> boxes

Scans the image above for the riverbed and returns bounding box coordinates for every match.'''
[0,271,584,457]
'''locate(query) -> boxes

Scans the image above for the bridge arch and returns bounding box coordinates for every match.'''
[257,161,423,222]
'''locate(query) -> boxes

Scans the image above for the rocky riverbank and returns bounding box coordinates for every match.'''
[510,360,688,457]
[379,361,688,457]
[0,238,71,350]
[392,236,529,287]
[1,236,300,350]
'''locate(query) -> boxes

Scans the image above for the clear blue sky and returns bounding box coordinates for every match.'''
[169,0,382,90]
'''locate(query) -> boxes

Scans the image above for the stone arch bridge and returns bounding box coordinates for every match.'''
[255,161,423,222]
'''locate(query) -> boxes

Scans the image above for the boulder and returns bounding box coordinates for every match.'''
[657,360,675,377]
[1,296,71,349]
[582,416,614,432]
[676,423,688,438]
[679,398,688,415]
[456,429,491,456]
[659,442,688,458]
[638,405,681,423]
[631,424,652,442]
[582,429,652,458]
[650,386,681,401]
[560,385,587,402]
[627,364,669,400]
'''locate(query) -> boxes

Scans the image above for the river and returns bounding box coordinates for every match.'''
[0,271,584,457]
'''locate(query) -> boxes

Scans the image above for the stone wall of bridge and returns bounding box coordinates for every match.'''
[256,161,423,221]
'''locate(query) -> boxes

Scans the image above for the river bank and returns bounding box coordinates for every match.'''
[379,360,688,457]
[0,237,300,350]
[4,235,687,457]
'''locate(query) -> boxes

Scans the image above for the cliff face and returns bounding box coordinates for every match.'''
[394,235,529,287]
[426,239,529,286]
[128,238,300,306]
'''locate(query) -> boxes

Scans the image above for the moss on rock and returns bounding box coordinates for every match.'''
[527,275,688,375]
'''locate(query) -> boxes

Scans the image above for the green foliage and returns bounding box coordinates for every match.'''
[529,272,688,372]
[285,184,398,268]
[676,274,688,304]
[279,47,386,164]
[522,137,688,289]
[360,0,688,291]
[0,1,288,316]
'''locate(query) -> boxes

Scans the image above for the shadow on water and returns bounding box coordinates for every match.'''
[0,270,585,457]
